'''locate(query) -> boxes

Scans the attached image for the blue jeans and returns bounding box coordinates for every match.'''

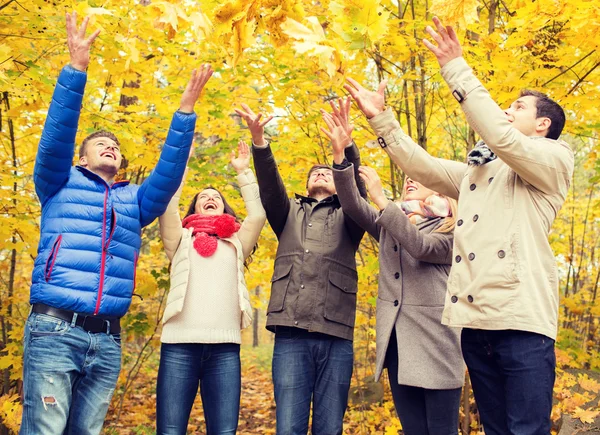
[19,312,122,435]
[385,332,462,435]
[461,328,556,435]
[272,327,354,435]
[156,342,241,435]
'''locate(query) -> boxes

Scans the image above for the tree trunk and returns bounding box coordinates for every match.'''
[0,90,17,435]
[253,287,260,347]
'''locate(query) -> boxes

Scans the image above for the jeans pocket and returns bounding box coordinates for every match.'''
[29,313,70,339]
[108,333,122,348]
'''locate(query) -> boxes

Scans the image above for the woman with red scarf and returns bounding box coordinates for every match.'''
[156,140,266,435]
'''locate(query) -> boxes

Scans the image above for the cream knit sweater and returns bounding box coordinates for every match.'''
[158,168,266,344]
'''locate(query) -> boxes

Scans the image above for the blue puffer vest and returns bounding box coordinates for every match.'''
[31,65,196,317]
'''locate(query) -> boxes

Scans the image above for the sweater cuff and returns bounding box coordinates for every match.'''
[236,168,256,187]
[252,140,269,149]
[333,158,351,170]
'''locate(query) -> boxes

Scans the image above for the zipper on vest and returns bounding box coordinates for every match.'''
[95,186,109,315]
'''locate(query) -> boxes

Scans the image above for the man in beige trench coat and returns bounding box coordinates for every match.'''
[345,17,575,435]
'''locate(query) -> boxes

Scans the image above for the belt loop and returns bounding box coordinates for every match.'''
[70,313,78,328]
[105,320,111,335]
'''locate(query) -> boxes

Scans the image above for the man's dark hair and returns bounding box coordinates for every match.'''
[519,90,566,140]
[79,131,120,158]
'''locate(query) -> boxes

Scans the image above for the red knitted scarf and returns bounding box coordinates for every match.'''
[182,214,241,257]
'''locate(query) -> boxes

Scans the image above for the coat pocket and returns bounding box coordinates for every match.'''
[267,261,293,314]
[44,235,62,282]
[324,270,358,327]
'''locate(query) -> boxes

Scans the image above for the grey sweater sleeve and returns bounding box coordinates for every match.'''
[375,204,453,265]
[333,164,380,240]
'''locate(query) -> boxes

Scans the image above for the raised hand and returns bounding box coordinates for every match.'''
[234,104,274,146]
[320,109,352,165]
[65,12,101,71]
[328,97,353,139]
[358,166,389,210]
[179,64,213,113]
[423,17,463,67]
[344,78,387,119]
[231,140,251,174]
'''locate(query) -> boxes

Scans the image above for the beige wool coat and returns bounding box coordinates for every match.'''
[159,168,266,329]
[368,57,574,340]
[333,165,465,390]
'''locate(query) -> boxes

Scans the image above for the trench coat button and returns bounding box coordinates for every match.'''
[473,214,479,222]
[300,284,305,289]
[394,272,400,279]
[451,295,458,303]
[308,223,313,227]
[294,321,298,325]
[393,245,398,252]
[394,300,399,307]
[468,253,476,261]
[455,255,462,263]
[457,219,463,226]
[467,295,474,303]
[498,250,506,259]
[489,177,494,184]
[470,183,476,191]
[305,249,309,253]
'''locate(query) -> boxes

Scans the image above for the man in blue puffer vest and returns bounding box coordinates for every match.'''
[20,13,213,434]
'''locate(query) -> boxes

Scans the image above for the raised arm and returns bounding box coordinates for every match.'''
[231,140,267,259]
[159,169,187,261]
[332,165,380,240]
[137,65,213,227]
[34,13,100,204]
[321,105,377,239]
[360,166,453,264]
[424,17,573,196]
[235,104,289,237]
[345,78,466,200]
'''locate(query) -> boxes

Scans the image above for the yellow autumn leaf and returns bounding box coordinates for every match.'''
[572,407,600,424]
[329,0,389,46]
[149,0,189,37]
[281,16,340,77]
[115,35,140,71]
[73,2,114,17]
[429,0,479,27]
[230,18,256,66]
[189,11,213,40]
[578,374,600,394]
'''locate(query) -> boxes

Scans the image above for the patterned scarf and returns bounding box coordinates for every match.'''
[400,195,451,224]
[182,214,241,257]
[467,140,497,166]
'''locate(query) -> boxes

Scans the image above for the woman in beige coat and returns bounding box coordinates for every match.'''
[323,109,464,435]
[156,140,266,435]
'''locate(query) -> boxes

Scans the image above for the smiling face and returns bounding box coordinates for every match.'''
[306,167,336,198]
[404,177,437,202]
[504,95,550,137]
[195,189,225,216]
[79,136,122,176]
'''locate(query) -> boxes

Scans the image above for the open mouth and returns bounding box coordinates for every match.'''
[406,186,417,192]
[203,203,218,211]
[101,151,116,160]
